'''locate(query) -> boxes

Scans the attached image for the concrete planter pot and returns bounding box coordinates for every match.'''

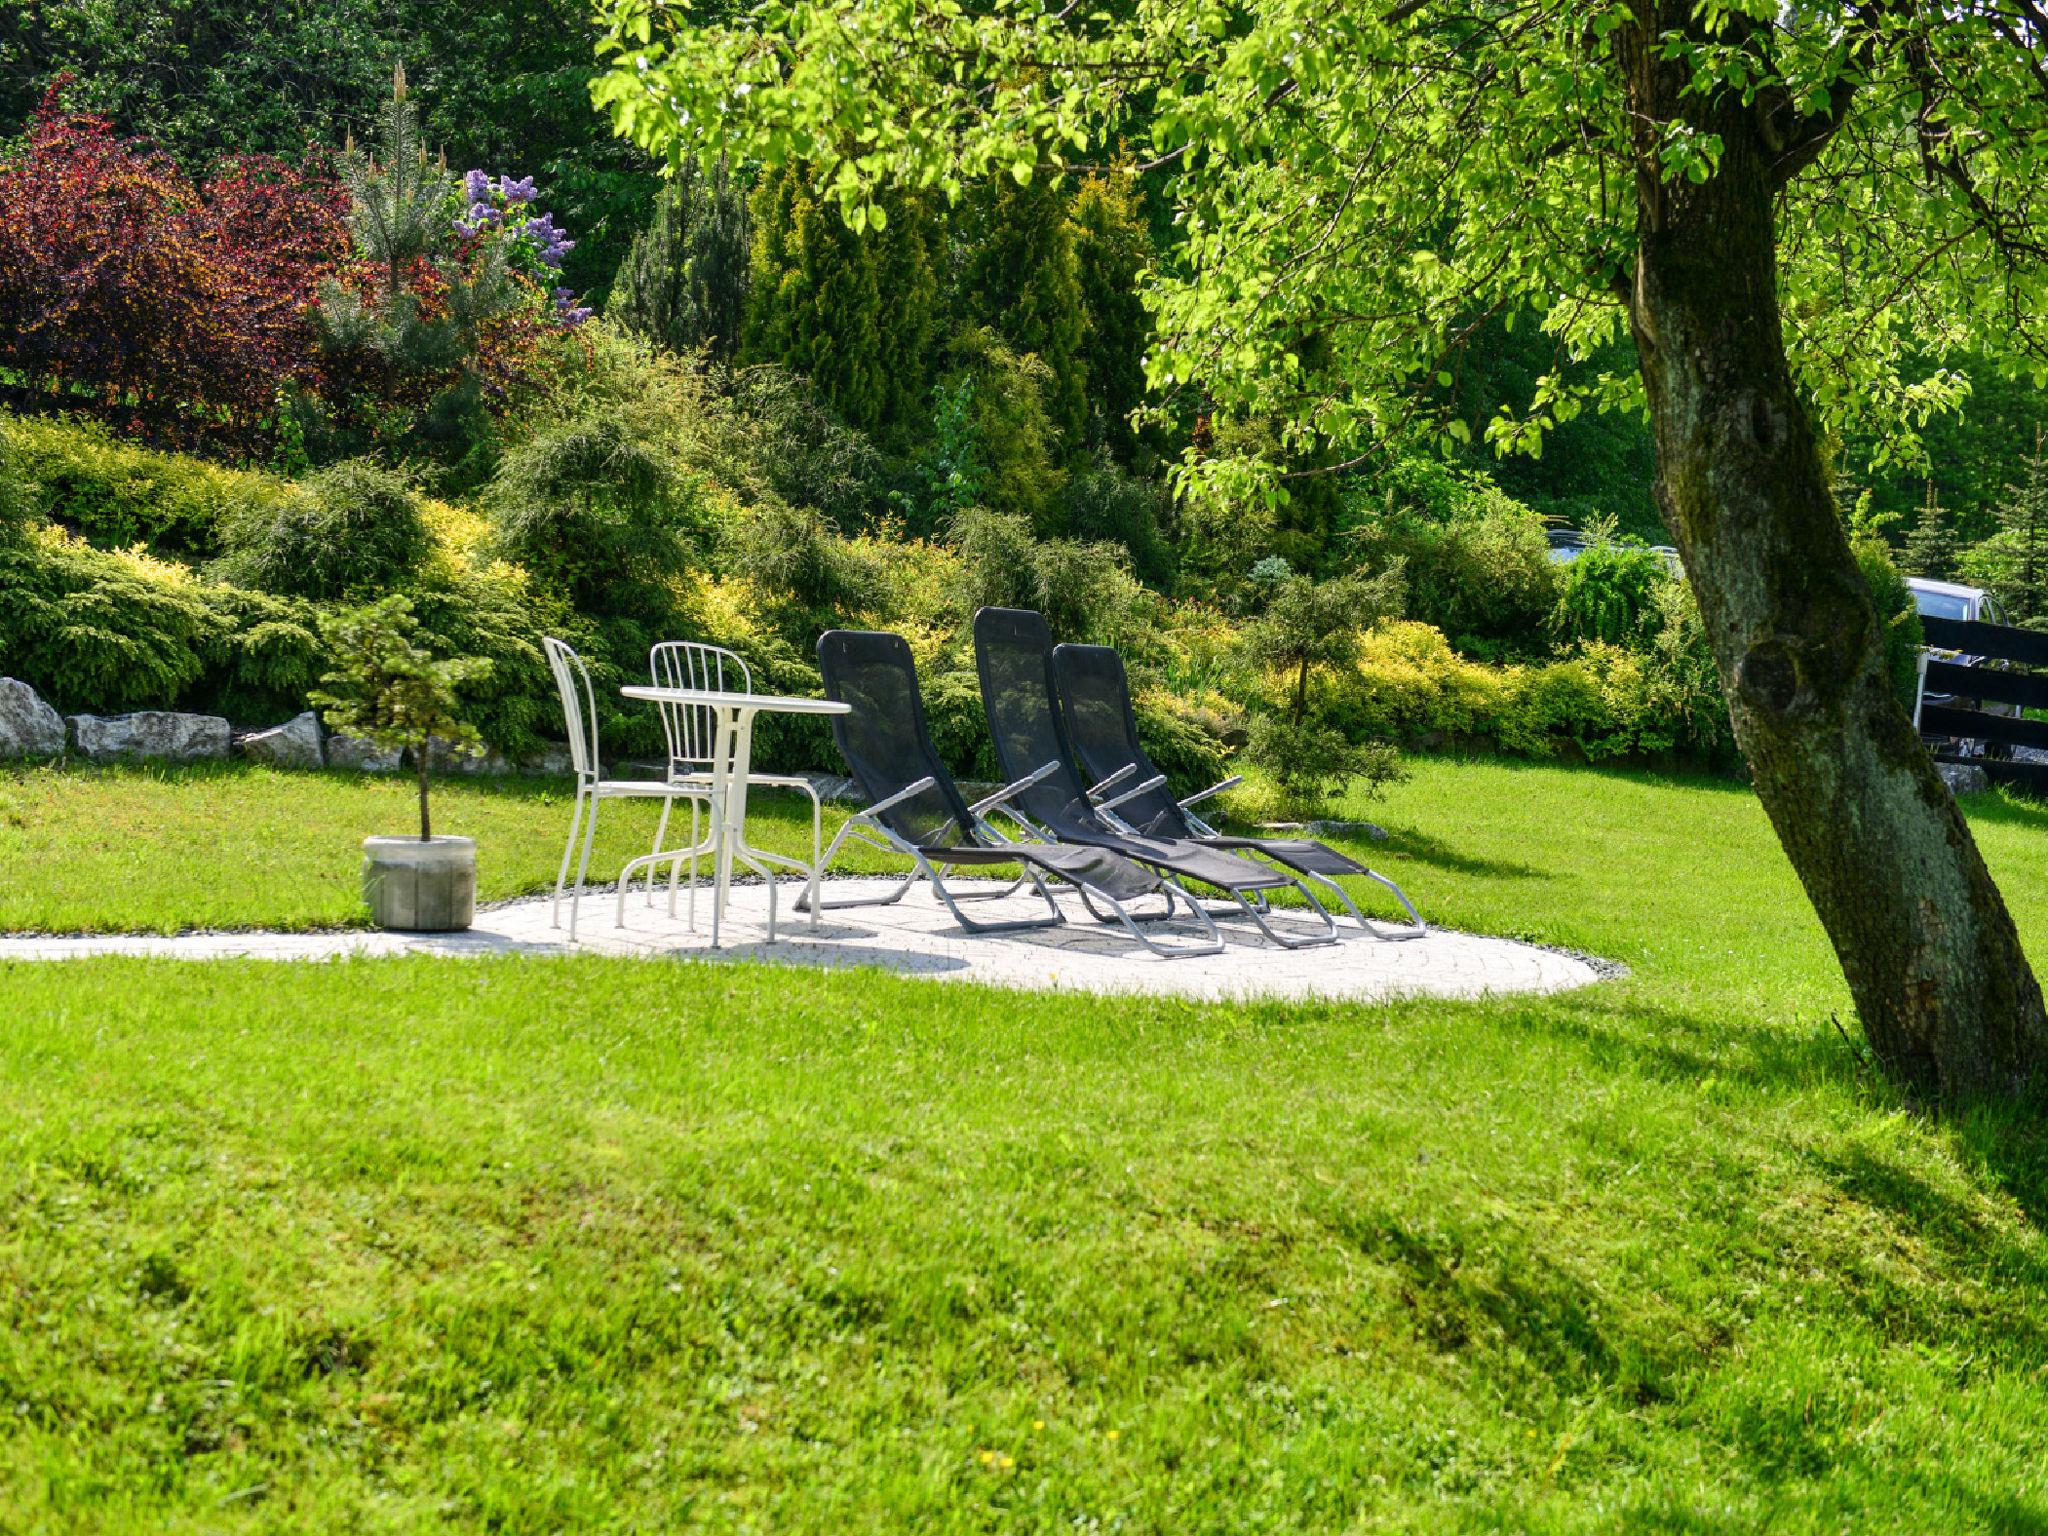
[362,835,476,931]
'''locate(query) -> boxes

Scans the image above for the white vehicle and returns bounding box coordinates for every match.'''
[1906,576,2004,628]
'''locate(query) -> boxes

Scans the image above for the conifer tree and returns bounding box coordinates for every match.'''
[1068,175,1150,456]
[964,176,1087,455]
[1900,480,1958,582]
[1996,431,2048,626]
[608,157,751,358]
[342,63,450,301]
[741,165,939,436]
[870,187,941,429]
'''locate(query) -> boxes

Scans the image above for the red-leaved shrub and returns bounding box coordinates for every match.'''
[0,86,348,449]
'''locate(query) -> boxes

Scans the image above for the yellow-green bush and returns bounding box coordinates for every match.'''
[4,415,295,561]
[1309,618,1736,768]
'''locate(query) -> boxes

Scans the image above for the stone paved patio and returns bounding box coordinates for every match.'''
[0,878,1606,1003]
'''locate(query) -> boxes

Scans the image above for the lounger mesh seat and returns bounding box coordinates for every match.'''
[810,629,1222,955]
[974,607,1341,949]
[1053,640,1426,938]
[823,630,1158,900]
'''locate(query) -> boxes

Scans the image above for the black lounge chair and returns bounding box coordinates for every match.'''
[803,629,1226,957]
[1053,641,1426,940]
[972,606,1339,950]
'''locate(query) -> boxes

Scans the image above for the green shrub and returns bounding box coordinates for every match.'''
[5,413,293,561]
[489,414,709,623]
[1242,565,1406,722]
[1349,478,1557,656]
[727,502,889,648]
[937,329,1067,525]
[1319,618,1736,769]
[1047,450,1174,588]
[214,459,431,601]
[1131,689,1231,793]
[1550,535,1670,648]
[948,506,1151,644]
[1853,532,1925,709]
[1244,714,1406,819]
[185,587,326,726]
[406,563,556,760]
[714,366,888,529]
[1640,578,1734,762]
[0,531,213,712]
[0,425,38,545]
[1320,620,1503,743]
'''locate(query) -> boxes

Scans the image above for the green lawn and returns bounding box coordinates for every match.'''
[3,757,2048,1530]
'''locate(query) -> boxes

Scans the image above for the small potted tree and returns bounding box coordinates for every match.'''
[313,595,490,931]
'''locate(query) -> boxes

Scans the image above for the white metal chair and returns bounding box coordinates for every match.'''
[646,641,826,928]
[543,637,712,940]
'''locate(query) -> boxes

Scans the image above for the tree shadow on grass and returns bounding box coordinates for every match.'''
[1367,822,1553,882]
[1964,789,2048,834]
[1486,988,1850,1095]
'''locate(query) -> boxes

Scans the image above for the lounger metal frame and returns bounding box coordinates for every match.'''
[795,770,1227,957]
[1051,641,1426,942]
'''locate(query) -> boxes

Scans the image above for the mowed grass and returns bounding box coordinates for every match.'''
[0,761,904,933]
[3,756,2048,1530]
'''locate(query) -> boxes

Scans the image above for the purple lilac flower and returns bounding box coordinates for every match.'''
[522,212,574,268]
[464,168,492,203]
[553,286,594,327]
[498,175,537,205]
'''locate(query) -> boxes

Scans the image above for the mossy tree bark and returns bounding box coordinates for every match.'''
[1616,6,2048,1101]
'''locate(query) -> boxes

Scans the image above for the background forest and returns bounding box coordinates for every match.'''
[0,0,2041,813]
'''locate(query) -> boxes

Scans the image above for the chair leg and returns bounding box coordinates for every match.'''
[552,785,587,930]
[1091,880,1224,958]
[646,796,674,906]
[795,819,920,913]
[1225,880,1338,949]
[569,794,601,942]
[1358,868,1427,939]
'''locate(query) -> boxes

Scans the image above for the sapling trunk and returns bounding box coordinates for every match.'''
[417,739,432,842]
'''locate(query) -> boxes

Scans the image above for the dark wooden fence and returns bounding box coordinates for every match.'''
[1919,614,2048,795]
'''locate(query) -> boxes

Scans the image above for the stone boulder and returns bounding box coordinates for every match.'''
[1938,760,1990,798]
[0,678,65,758]
[519,742,576,777]
[1305,818,1390,842]
[423,736,511,776]
[69,710,230,764]
[234,711,326,770]
[327,734,404,774]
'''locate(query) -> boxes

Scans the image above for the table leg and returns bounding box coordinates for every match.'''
[718,709,759,942]
[708,709,736,948]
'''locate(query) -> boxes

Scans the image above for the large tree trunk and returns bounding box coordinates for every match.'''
[1616,8,2048,1101]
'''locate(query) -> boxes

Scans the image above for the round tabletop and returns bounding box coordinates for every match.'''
[620,685,850,716]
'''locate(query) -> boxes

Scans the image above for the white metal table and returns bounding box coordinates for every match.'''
[619,685,851,947]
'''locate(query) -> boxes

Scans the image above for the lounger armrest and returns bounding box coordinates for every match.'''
[968,760,1060,816]
[1178,774,1243,810]
[1098,772,1168,813]
[864,775,938,816]
[1086,762,1137,798]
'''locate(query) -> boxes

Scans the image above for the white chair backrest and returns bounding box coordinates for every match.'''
[650,642,754,772]
[543,637,602,783]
